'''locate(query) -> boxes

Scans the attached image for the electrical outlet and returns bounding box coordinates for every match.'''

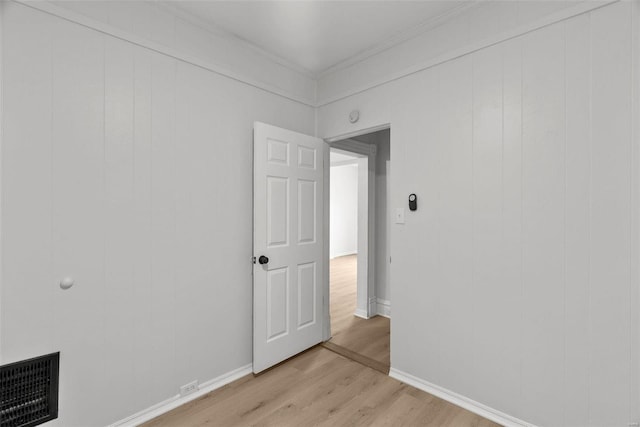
[179,380,198,397]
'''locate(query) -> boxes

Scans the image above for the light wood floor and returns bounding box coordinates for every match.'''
[325,255,390,372]
[144,255,500,426]
[143,346,501,427]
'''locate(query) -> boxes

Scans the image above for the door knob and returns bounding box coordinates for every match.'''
[258,255,269,265]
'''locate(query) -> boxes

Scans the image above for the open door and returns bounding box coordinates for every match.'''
[253,122,325,373]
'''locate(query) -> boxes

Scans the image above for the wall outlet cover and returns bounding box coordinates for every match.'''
[179,380,199,397]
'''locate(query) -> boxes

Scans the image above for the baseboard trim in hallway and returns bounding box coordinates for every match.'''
[321,340,389,374]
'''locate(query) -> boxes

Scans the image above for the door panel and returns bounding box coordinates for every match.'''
[297,262,316,328]
[254,122,325,373]
[298,180,316,243]
[267,177,289,247]
[267,268,289,341]
[298,146,316,169]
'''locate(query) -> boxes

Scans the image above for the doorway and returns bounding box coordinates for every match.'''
[252,122,390,374]
[323,128,391,373]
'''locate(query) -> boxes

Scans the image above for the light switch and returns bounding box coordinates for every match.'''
[395,208,405,224]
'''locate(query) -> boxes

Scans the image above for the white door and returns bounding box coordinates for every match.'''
[253,122,325,373]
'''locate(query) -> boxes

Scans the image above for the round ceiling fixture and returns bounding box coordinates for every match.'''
[349,110,359,123]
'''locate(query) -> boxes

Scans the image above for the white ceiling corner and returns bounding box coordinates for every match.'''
[163,1,477,78]
[157,0,318,78]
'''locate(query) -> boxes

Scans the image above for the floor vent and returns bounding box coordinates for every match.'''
[0,352,59,427]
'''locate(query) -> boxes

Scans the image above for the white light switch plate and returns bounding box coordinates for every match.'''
[395,208,405,224]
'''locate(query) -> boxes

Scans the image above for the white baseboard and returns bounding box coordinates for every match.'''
[376,298,391,318]
[354,308,369,319]
[389,368,536,427]
[109,364,253,427]
[355,299,390,319]
[368,297,377,317]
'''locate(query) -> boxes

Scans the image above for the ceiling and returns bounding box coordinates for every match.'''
[167,1,472,76]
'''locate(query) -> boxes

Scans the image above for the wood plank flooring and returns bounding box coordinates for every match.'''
[144,254,500,426]
[143,346,501,427]
[325,255,390,371]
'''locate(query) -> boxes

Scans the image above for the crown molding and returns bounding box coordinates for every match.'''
[315,1,482,79]
[157,0,482,80]
[13,0,316,107]
[156,1,317,79]
[316,0,617,107]
[12,0,617,110]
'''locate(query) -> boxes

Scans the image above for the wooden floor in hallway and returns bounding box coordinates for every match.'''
[143,346,501,427]
[324,254,390,373]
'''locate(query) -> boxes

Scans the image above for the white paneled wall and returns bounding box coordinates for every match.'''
[1,0,639,426]
[316,1,612,105]
[0,2,314,425]
[45,0,316,105]
[318,2,637,425]
[520,22,566,424]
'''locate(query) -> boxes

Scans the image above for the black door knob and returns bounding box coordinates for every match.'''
[258,255,269,265]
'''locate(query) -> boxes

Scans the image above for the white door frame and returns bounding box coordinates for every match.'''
[331,141,376,320]
[322,124,390,341]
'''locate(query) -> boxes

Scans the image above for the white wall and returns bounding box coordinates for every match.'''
[0,2,314,426]
[316,1,611,106]
[330,164,358,258]
[35,0,316,105]
[318,2,639,426]
[2,1,639,426]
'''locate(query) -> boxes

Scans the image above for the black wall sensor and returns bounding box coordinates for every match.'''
[409,194,417,211]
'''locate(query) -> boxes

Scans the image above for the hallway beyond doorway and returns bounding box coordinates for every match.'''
[324,255,390,373]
